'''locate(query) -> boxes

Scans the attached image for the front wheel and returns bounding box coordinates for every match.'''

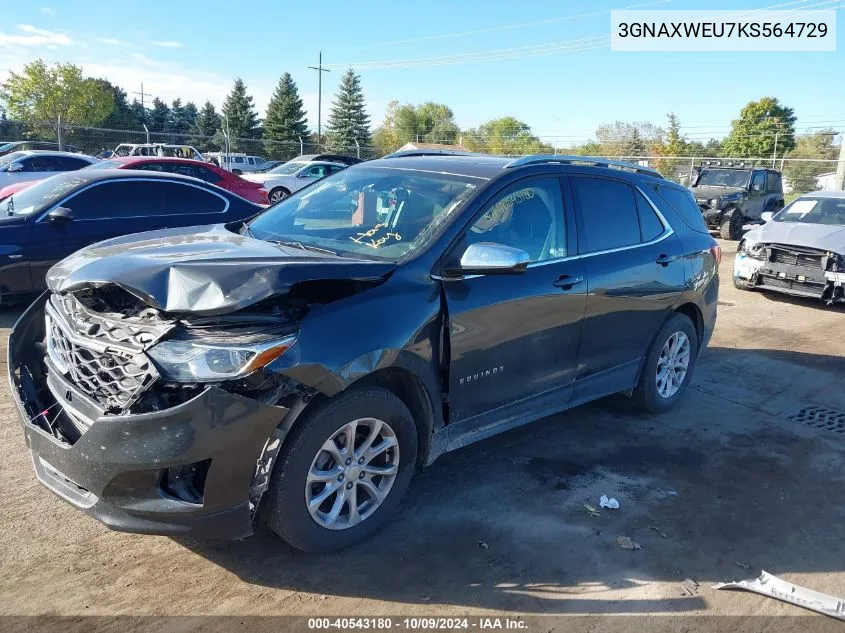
[632,313,699,413]
[719,210,743,240]
[268,188,290,204]
[262,386,418,552]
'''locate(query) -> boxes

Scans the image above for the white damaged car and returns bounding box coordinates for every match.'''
[734,191,845,304]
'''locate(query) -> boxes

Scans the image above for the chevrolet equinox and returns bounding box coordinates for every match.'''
[9,152,719,552]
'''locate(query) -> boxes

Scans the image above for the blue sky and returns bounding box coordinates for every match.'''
[1,0,843,144]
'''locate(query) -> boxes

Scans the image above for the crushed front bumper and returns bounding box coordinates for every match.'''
[8,294,289,539]
[733,253,845,303]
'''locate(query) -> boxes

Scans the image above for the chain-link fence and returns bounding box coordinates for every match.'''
[2,120,842,194]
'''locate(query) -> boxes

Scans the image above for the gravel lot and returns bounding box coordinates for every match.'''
[1,239,844,629]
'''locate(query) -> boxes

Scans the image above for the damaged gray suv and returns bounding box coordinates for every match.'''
[9,152,719,552]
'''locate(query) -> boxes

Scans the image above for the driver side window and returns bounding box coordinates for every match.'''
[464,177,565,263]
[751,171,766,191]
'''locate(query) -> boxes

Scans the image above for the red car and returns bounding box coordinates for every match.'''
[0,156,270,205]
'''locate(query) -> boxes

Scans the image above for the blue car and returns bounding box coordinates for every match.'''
[0,169,262,303]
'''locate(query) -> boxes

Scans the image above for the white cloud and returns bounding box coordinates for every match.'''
[150,40,184,48]
[98,37,121,46]
[0,24,74,47]
[40,7,56,16]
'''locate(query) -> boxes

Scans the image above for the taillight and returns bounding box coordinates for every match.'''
[709,244,722,266]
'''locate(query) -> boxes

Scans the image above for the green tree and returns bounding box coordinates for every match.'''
[394,101,460,145]
[148,97,170,133]
[372,100,400,155]
[721,97,796,158]
[183,102,198,132]
[221,78,260,141]
[782,129,839,193]
[325,69,371,152]
[130,99,147,127]
[95,79,135,129]
[595,121,663,157]
[0,59,113,138]
[652,112,691,177]
[189,101,222,150]
[263,73,309,158]
[462,117,553,155]
[168,98,188,135]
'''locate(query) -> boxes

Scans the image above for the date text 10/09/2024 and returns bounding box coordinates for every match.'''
[308,618,528,630]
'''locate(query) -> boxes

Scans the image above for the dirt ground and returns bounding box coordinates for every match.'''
[1,239,844,629]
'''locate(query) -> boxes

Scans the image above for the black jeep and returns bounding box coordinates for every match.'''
[10,152,719,552]
[690,163,785,240]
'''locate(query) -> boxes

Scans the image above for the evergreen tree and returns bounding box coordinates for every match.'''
[183,101,198,132]
[325,69,371,152]
[263,73,309,157]
[167,99,189,134]
[148,97,170,133]
[130,99,147,127]
[221,78,260,140]
[189,100,222,151]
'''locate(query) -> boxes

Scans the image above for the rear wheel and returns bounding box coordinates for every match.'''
[632,313,698,413]
[269,187,290,204]
[719,210,743,240]
[262,386,417,552]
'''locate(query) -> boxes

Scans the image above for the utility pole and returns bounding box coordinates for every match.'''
[835,131,845,191]
[132,83,148,111]
[772,130,779,168]
[308,52,330,143]
[132,83,148,130]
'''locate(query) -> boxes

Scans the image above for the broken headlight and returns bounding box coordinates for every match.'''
[148,334,296,382]
[739,239,766,260]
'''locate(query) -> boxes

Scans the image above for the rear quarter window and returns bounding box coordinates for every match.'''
[652,184,709,234]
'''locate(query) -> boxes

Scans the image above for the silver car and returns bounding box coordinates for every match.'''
[733,190,845,304]
[0,150,99,187]
[243,160,346,204]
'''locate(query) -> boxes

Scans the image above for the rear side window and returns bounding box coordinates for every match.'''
[653,184,709,234]
[767,172,782,193]
[635,191,665,242]
[570,176,640,252]
[53,156,91,171]
[160,182,226,215]
[63,181,163,219]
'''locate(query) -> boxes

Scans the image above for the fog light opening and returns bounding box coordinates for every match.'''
[162,459,211,504]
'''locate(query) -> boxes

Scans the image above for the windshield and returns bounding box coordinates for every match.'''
[269,162,308,175]
[773,197,845,226]
[0,152,27,170]
[83,159,123,170]
[696,169,750,188]
[247,166,480,261]
[2,172,91,216]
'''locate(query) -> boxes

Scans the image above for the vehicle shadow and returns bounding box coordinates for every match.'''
[178,345,845,613]
[756,288,845,314]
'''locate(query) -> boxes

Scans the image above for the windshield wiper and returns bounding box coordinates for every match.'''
[271,240,339,256]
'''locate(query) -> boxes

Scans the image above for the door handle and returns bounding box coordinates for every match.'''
[656,254,675,267]
[553,274,584,290]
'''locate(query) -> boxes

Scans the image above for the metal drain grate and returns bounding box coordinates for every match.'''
[787,406,845,434]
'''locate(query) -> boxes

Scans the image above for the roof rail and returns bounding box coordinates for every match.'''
[505,155,664,179]
[381,149,479,159]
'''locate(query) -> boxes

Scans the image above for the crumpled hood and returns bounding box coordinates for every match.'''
[745,220,845,254]
[691,185,744,199]
[47,224,395,315]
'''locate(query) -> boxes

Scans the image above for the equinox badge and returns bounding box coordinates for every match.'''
[459,366,504,385]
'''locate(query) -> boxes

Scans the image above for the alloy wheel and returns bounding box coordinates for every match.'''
[656,331,691,398]
[305,418,399,530]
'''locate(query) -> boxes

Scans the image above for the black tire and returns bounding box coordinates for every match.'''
[232,169,243,175]
[632,313,699,414]
[733,276,754,291]
[262,386,418,553]
[268,188,290,204]
[719,210,743,240]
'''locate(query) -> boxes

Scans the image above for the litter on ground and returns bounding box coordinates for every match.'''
[616,536,641,550]
[599,495,620,509]
[714,570,845,620]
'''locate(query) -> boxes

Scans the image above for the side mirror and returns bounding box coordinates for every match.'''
[7,163,23,173]
[751,183,762,192]
[760,211,774,223]
[297,172,311,178]
[451,242,530,276]
[48,206,73,222]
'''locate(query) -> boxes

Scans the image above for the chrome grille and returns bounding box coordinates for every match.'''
[45,294,170,411]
